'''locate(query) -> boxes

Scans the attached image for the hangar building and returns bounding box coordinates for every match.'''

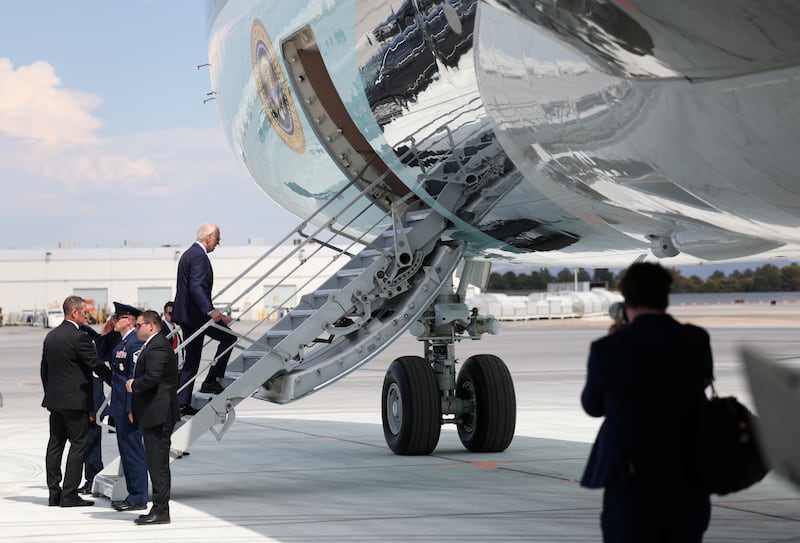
[0,241,342,325]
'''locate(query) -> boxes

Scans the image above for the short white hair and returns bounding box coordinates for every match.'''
[195,223,218,241]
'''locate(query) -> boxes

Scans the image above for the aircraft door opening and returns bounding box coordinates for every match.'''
[282,27,411,211]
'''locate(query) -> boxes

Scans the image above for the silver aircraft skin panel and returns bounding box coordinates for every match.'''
[207,0,800,267]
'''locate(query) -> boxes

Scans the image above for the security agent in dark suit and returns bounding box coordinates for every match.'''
[106,302,149,512]
[126,310,180,525]
[581,263,714,542]
[173,223,236,414]
[41,295,112,507]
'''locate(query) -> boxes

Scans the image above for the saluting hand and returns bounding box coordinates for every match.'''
[101,316,116,335]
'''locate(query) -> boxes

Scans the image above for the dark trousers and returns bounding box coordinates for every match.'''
[85,376,105,486]
[177,321,236,406]
[115,415,148,504]
[601,486,710,543]
[142,420,175,515]
[83,421,102,486]
[46,408,89,501]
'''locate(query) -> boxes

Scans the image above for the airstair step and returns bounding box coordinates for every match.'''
[288,309,316,318]
[93,473,121,499]
[264,330,291,346]
[336,266,370,278]
[359,248,385,258]
[223,370,243,381]
[311,289,340,300]
[225,350,269,372]
[243,349,270,359]
[406,209,431,222]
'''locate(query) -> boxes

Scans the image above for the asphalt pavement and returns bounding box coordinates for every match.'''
[1,307,799,542]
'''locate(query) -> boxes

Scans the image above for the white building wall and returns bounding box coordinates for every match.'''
[0,243,345,322]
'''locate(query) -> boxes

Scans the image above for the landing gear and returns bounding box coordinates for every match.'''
[380,271,516,455]
[381,260,517,455]
[456,354,515,452]
[380,351,515,455]
[382,356,441,455]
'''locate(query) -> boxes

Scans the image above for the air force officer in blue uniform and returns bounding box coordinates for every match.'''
[108,302,148,512]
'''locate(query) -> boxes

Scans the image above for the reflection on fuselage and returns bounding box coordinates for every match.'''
[208,0,800,265]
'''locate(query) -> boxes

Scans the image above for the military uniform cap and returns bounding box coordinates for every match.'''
[113,301,142,318]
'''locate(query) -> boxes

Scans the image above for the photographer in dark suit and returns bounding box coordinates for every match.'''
[581,263,714,542]
[126,310,180,525]
[41,295,112,507]
[173,223,236,415]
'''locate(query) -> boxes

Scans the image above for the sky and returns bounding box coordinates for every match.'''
[0,1,297,250]
[0,2,789,281]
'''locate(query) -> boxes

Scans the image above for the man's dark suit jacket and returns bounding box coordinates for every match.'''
[581,313,713,491]
[41,321,112,411]
[131,332,180,429]
[172,242,213,328]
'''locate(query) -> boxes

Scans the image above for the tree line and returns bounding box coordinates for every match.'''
[486,263,800,293]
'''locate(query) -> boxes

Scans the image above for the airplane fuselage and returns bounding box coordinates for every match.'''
[207,0,800,267]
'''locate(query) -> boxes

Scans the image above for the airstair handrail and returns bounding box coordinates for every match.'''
[172,158,400,394]
[210,154,383,303]
[194,190,422,374]
[179,184,421,393]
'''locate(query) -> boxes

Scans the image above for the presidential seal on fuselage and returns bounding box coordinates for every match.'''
[251,18,306,154]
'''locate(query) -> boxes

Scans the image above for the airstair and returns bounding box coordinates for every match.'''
[92,166,473,500]
[91,90,523,497]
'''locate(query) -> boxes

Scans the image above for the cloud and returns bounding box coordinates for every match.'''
[0,60,294,249]
[45,152,160,185]
[0,57,103,146]
[0,58,159,187]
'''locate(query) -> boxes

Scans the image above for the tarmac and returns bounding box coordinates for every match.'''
[1,304,799,542]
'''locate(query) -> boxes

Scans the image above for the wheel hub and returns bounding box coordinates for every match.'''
[460,380,476,433]
[386,382,402,434]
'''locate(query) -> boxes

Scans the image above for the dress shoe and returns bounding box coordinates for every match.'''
[180,404,198,416]
[48,490,62,507]
[135,512,171,525]
[60,497,94,507]
[77,484,92,495]
[200,380,224,394]
[113,500,147,512]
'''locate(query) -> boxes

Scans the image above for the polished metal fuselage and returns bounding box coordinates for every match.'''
[207,0,800,266]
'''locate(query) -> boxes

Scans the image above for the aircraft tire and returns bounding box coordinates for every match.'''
[456,354,516,452]
[382,356,441,455]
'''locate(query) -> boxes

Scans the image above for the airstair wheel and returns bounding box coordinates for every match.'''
[382,356,441,455]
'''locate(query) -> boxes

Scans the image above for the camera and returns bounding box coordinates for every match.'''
[609,301,627,324]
